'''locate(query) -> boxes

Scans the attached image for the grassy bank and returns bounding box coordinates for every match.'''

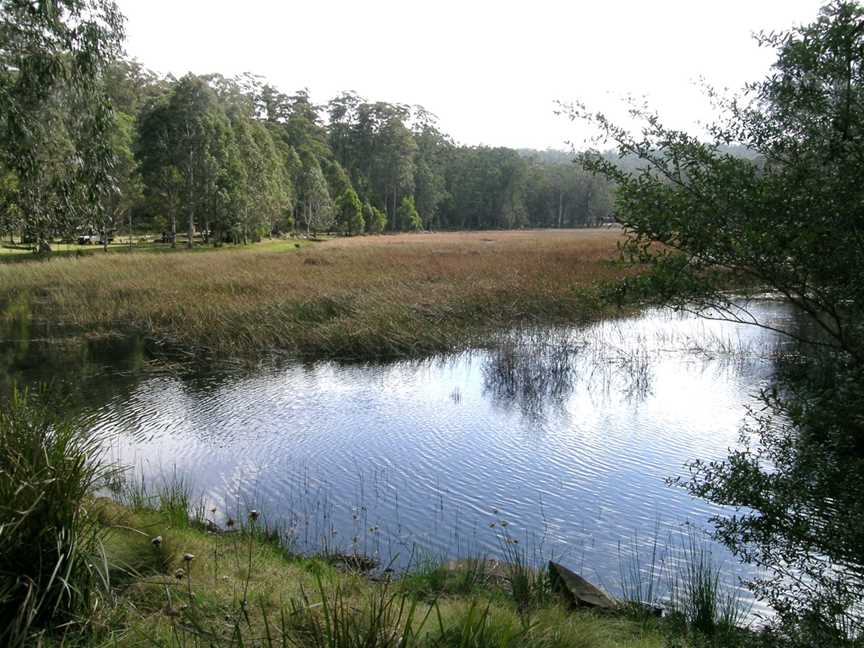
[0,230,632,360]
[5,493,758,648]
[72,498,670,648]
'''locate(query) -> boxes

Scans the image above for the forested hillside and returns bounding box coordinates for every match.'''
[1,48,614,249]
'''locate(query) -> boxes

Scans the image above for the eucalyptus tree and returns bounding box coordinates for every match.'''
[0,0,125,251]
[285,89,330,163]
[103,59,167,117]
[335,186,364,235]
[299,161,334,236]
[439,147,529,229]
[396,195,422,231]
[377,109,417,229]
[232,114,267,243]
[137,75,232,248]
[98,111,142,249]
[273,137,301,233]
[328,91,362,173]
[0,164,20,242]
[322,158,353,206]
[411,108,450,229]
[363,199,386,234]
[523,159,612,228]
[253,122,293,237]
[136,99,182,244]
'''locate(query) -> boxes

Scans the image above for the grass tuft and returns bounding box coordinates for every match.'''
[668,531,750,638]
[0,385,113,647]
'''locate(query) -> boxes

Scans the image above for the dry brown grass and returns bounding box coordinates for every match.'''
[0,229,632,359]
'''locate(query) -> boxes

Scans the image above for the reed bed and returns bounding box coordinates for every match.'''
[0,230,631,359]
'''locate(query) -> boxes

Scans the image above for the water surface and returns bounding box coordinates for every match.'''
[2,301,800,608]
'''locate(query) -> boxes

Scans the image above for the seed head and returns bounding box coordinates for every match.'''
[151,535,163,547]
[248,510,260,522]
[183,553,195,563]
[174,568,185,580]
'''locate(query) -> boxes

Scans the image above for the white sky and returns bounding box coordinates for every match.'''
[117,0,825,150]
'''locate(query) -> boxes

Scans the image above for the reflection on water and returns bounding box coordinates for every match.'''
[0,300,802,611]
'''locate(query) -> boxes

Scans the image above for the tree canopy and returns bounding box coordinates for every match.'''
[0,19,616,248]
[0,0,125,250]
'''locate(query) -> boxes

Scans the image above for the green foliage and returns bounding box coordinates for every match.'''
[364,200,388,234]
[136,75,237,248]
[3,8,614,252]
[0,165,21,240]
[397,195,423,232]
[439,147,532,230]
[336,187,365,236]
[0,0,125,250]
[300,161,335,236]
[0,386,111,647]
[98,110,142,248]
[568,0,864,640]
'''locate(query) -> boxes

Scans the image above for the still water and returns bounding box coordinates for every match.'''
[2,301,800,607]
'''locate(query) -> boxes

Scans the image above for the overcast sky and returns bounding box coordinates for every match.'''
[117,1,826,150]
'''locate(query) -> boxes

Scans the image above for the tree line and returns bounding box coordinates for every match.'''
[0,5,613,251]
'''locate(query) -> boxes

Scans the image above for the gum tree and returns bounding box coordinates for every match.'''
[0,0,125,251]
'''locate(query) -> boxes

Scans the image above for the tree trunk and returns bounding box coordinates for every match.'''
[558,190,564,228]
[187,166,194,249]
[187,202,194,249]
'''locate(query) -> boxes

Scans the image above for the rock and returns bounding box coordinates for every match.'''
[548,561,618,610]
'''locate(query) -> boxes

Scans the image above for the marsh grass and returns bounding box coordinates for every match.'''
[0,230,631,359]
[668,531,750,638]
[617,529,668,615]
[113,466,205,529]
[0,386,113,647]
[398,552,493,602]
[498,533,552,613]
[282,573,435,648]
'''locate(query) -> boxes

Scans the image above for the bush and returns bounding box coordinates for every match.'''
[0,386,110,646]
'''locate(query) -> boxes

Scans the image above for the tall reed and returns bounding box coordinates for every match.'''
[0,386,111,647]
[669,531,750,637]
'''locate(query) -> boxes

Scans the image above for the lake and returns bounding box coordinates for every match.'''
[1,300,800,611]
